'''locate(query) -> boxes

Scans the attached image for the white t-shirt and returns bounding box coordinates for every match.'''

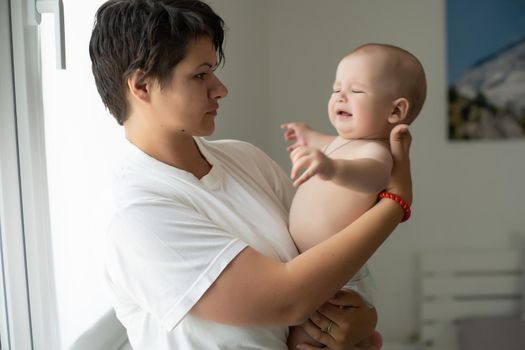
[105,137,299,349]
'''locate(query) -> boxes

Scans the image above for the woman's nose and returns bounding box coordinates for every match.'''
[210,75,228,100]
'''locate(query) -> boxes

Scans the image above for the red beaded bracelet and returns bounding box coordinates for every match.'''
[378,191,411,222]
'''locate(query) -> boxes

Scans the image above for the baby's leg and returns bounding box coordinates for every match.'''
[287,325,324,349]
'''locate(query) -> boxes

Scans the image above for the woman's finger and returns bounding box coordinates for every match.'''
[295,344,328,350]
[316,303,350,327]
[387,124,413,205]
[328,289,365,307]
[300,319,337,349]
[389,124,411,160]
[309,310,340,334]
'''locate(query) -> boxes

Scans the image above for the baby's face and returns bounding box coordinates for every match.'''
[328,52,396,139]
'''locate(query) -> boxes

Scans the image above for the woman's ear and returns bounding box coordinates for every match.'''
[127,69,151,102]
[388,98,409,124]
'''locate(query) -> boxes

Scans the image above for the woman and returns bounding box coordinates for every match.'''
[89,1,413,349]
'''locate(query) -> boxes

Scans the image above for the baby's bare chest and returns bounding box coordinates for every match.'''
[288,177,377,252]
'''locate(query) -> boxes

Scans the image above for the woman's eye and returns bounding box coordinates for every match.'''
[332,90,340,94]
[194,73,206,80]
[351,90,363,94]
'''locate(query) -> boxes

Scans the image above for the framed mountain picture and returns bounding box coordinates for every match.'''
[447,0,525,140]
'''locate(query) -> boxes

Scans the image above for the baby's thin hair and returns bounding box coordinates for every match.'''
[352,43,427,123]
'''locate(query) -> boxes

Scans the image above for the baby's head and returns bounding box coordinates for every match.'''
[328,43,426,139]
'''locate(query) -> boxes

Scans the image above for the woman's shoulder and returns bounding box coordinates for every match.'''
[200,138,271,162]
[201,137,260,151]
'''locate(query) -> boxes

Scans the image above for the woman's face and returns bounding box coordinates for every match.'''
[149,36,228,137]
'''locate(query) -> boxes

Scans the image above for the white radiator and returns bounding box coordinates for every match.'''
[419,249,523,350]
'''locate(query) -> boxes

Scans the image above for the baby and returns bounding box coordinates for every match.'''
[282,43,426,349]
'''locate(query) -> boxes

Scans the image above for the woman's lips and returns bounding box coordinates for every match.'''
[206,105,219,116]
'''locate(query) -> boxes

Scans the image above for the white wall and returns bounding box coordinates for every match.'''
[208,0,270,151]
[209,0,525,342]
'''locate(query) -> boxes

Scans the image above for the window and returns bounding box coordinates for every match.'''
[1,1,127,349]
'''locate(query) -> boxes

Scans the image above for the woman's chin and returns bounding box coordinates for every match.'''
[198,125,215,137]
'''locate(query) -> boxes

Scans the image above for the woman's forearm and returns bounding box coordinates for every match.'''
[282,198,404,322]
[192,198,404,326]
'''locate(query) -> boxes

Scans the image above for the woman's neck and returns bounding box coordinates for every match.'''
[125,124,211,179]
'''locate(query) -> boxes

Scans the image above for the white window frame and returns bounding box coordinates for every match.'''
[0,0,34,348]
[1,0,128,349]
[1,0,60,349]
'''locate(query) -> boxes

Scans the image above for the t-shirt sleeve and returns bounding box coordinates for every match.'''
[105,199,248,332]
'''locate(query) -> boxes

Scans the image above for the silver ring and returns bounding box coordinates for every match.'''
[321,321,333,334]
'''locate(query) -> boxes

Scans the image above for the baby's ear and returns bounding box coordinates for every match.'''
[388,98,409,124]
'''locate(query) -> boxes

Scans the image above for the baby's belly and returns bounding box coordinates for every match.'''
[289,177,377,253]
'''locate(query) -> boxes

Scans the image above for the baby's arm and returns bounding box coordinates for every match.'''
[330,156,392,193]
[290,143,392,191]
[281,122,335,152]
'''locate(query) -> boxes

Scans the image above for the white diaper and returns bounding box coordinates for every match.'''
[342,264,375,308]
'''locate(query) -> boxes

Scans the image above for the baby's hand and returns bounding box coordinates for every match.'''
[290,146,335,187]
[281,122,313,153]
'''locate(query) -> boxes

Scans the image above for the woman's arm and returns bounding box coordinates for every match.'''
[191,125,412,327]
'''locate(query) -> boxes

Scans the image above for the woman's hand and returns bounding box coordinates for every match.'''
[386,124,412,205]
[297,290,382,350]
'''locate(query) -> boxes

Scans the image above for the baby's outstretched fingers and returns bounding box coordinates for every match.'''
[293,168,314,187]
[281,122,311,147]
[290,152,312,180]
[286,143,302,153]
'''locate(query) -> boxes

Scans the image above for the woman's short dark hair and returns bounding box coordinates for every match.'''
[89,0,225,125]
